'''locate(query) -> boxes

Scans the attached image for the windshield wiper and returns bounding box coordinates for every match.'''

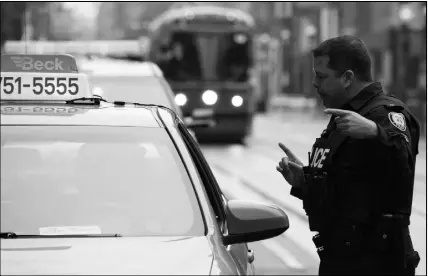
[113,101,171,110]
[0,232,122,239]
[65,97,106,105]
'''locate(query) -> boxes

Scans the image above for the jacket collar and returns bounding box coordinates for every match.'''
[344,82,384,112]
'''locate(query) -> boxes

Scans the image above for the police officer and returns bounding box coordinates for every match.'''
[276,35,420,275]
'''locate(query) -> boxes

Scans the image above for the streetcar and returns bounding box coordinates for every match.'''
[147,5,257,143]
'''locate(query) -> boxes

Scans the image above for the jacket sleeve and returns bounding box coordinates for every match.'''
[365,105,418,216]
[290,170,310,200]
[369,106,415,153]
[290,186,304,200]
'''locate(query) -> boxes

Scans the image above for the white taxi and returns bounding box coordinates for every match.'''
[0,54,290,275]
[79,58,184,116]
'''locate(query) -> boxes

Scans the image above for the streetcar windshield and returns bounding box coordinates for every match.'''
[154,31,252,82]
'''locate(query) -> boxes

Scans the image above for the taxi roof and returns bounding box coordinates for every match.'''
[0,102,164,128]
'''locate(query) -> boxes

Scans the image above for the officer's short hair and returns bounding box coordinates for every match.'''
[312,35,373,82]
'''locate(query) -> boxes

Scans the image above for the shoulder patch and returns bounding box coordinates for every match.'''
[388,112,406,131]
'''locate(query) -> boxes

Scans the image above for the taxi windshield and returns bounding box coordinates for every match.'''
[1,125,204,237]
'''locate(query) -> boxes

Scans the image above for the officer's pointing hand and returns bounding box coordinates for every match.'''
[324,109,379,139]
[276,143,304,188]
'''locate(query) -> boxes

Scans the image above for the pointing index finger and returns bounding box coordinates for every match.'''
[324,108,352,116]
[278,143,298,161]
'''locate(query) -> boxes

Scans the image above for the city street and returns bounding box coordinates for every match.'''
[200,110,427,275]
[1,1,426,275]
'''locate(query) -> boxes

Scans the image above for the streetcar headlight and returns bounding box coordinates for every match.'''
[231,95,243,107]
[175,93,187,106]
[202,90,218,105]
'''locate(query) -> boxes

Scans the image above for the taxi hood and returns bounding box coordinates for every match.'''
[1,236,213,275]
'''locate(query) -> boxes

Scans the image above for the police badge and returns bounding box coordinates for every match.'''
[388,112,406,131]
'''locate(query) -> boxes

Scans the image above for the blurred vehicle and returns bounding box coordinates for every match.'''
[80,58,184,118]
[79,57,210,140]
[0,53,289,275]
[147,5,258,143]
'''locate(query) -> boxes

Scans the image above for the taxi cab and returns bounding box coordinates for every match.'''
[79,57,184,117]
[0,54,290,275]
[79,57,207,140]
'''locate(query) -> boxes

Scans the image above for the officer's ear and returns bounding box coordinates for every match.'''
[341,70,354,89]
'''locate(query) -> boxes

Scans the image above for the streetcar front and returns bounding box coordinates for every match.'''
[148,6,256,143]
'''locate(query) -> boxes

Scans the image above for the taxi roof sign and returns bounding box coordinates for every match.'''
[1,105,90,117]
[1,54,79,73]
[1,54,93,101]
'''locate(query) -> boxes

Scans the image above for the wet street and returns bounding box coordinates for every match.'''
[200,110,427,275]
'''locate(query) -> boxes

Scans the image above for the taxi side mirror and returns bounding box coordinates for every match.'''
[222,200,289,245]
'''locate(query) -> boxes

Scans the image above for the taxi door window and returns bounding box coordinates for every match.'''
[177,123,227,228]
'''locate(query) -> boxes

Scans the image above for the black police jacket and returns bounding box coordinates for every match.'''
[291,82,420,226]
